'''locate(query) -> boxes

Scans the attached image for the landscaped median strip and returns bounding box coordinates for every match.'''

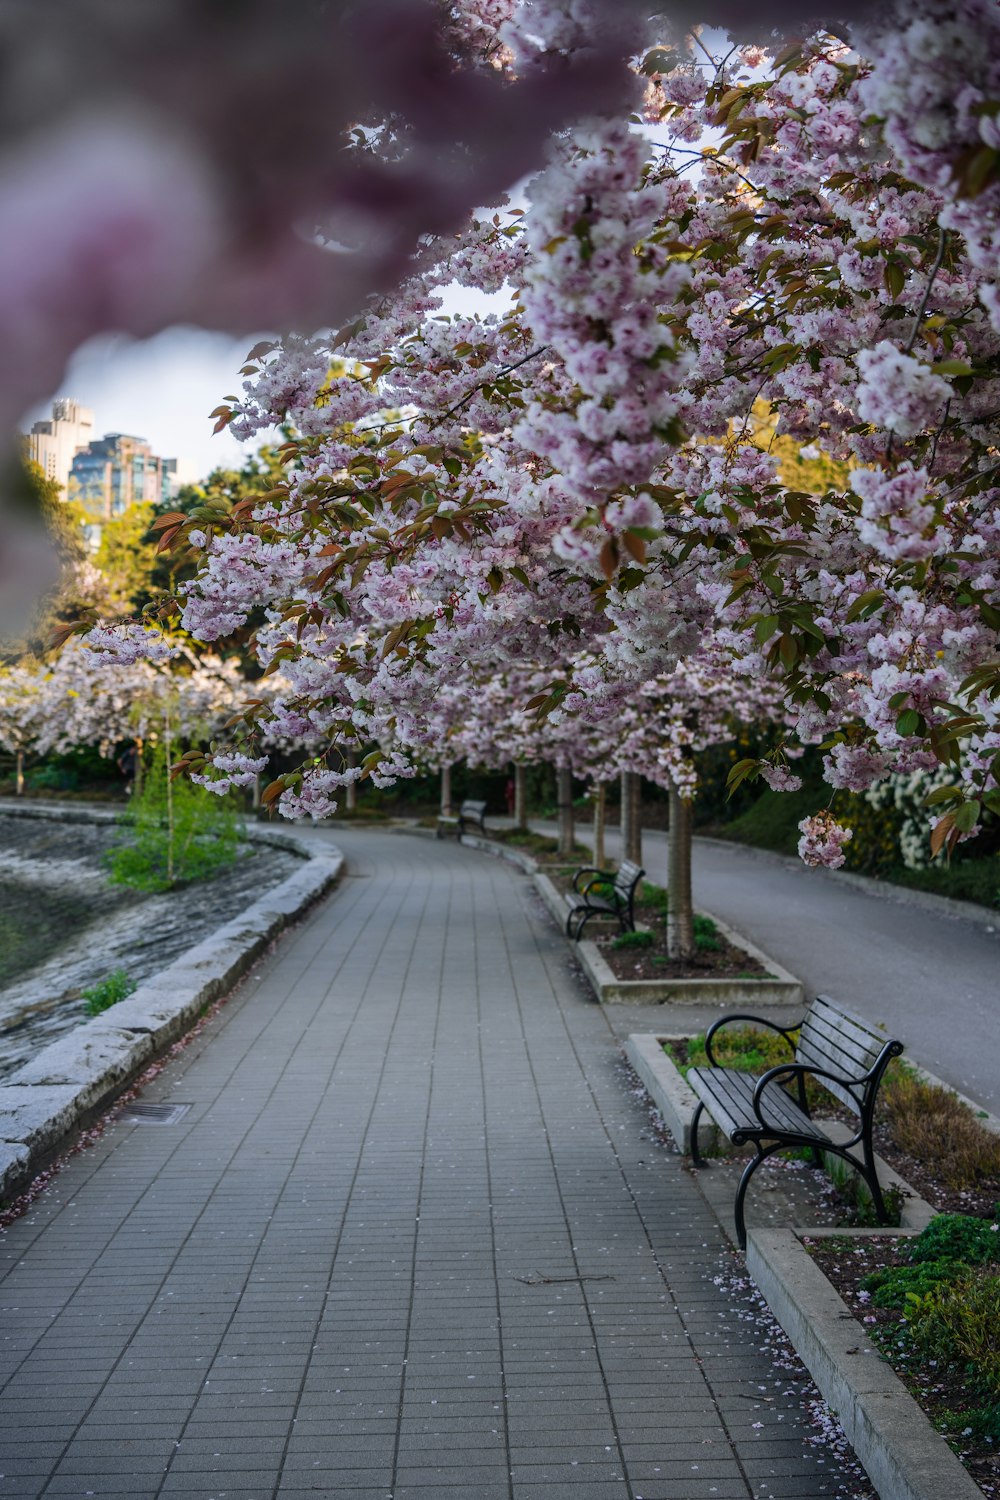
[457,830,806,1006]
[0,824,343,1204]
[747,1225,985,1500]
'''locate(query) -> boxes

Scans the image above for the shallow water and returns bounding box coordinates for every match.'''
[0,815,300,1077]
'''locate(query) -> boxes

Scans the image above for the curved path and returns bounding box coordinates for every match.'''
[571,821,1000,1114]
[0,828,866,1500]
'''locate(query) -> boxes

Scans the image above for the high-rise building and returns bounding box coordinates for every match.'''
[69,434,177,546]
[25,399,95,490]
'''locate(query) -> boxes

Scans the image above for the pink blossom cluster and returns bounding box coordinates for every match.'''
[797,812,854,870]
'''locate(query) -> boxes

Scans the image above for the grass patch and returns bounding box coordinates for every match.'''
[82,968,137,1017]
[674,1024,798,1078]
[612,929,655,951]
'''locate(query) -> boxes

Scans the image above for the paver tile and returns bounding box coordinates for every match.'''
[0,830,870,1500]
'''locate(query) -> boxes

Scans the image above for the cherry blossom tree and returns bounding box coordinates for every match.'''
[70,0,1000,882]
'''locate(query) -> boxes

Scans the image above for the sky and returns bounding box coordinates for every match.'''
[23,326,280,484]
[23,283,507,488]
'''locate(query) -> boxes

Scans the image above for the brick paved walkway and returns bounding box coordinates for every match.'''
[0,830,867,1500]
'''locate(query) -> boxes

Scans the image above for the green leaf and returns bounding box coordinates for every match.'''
[931,359,975,377]
[895,709,922,737]
[846,589,885,623]
[953,800,981,833]
[641,47,681,75]
[924,784,963,806]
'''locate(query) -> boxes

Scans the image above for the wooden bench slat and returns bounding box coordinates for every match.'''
[687,1067,827,1141]
[805,999,886,1053]
[801,1008,884,1065]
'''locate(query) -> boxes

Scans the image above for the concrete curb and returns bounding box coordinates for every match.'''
[623,1032,721,1154]
[747,1227,984,1500]
[459,831,539,874]
[0,813,343,1205]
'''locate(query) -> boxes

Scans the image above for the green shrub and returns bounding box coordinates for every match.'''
[693,913,721,952]
[612,929,655,951]
[860,1258,959,1308]
[82,968,137,1017]
[106,742,240,892]
[907,1212,1000,1267]
[908,1266,1000,1396]
[639,881,669,910]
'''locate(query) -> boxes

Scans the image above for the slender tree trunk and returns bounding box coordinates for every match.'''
[592,781,606,870]
[440,762,453,817]
[164,713,175,887]
[15,749,24,797]
[513,762,527,829]
[252,773,262,810]
[556,766,574,857]
[667,784,694,961]
[134,739,144,799]
[345,751,357,812]
[620,770,642,864]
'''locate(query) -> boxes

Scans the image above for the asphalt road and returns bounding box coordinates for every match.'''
[542,819,1000,1116]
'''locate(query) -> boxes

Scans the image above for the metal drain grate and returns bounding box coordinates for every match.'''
[119,1101,191,1126]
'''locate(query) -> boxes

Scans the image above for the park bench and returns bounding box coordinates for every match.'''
[436,799,489,840]
[687,994,904,1249]
[564,859,644,940]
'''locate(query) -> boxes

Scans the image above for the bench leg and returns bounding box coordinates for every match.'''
[569,908,592,941]
[859,1141,892,1225]
[690,1102,706,1166]
[734,1141,785,1251]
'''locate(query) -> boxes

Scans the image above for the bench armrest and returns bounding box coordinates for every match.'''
[750,1061,863,1126]
[704,1012,800,1069]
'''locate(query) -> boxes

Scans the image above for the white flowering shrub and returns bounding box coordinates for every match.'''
[862,765,956,869]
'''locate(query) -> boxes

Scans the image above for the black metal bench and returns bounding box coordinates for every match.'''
[564,859,644,940]
[687,995,904,1249]
[436,799,489,840]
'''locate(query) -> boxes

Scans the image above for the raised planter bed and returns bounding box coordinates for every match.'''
[580,914,803,1005]
[748,1225,986,1500]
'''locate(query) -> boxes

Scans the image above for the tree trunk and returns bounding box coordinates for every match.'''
[252,773,261,809]
[134,739,143,798]
[345,751,357,812]
[620,770,642,864]
[15,749,24,797]
[667,784,694,961]
[514,762,527,829]
[556,766,575,857]
[592,781,606,870]
[440,762,453,817]
[164,713,175,888]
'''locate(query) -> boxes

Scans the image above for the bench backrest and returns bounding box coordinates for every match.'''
[460,800,486,815]
[615,859,643,895]
[794,995,902,1114]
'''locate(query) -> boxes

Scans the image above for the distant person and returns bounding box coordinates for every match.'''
[117,743,139,797]
[505,777,515,817]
